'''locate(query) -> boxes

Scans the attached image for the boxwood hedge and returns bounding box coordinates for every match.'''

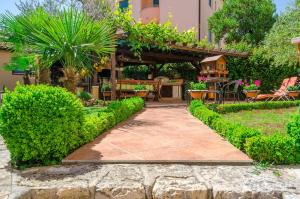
[0,85,144,167]
[0,85,85,166]
[189,100,299,164]
[209,100,300,114]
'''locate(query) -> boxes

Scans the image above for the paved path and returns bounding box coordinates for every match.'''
[64,107,251,164]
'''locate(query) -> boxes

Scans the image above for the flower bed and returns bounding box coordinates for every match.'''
[189,100,299,164]
[0,85,144,167]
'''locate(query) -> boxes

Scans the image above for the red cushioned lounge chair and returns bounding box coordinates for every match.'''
[256,77,298,101]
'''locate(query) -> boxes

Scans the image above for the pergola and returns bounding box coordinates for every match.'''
[110,40,249,99]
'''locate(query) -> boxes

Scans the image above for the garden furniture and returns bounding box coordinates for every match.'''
[222,79,242,103]
[256,77,298,101]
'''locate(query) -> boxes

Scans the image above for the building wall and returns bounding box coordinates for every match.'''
[159,0,199,33]
[0,50,24,90]
[129,0,224,41]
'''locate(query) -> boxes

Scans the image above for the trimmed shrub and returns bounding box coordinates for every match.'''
[189,100,260,150]
[0,85,84,166]
[189,100,298,164]
[245,134,297,164]
[213,101,300,114]
[0,84,144,168]
[81,97,144,143]
[287,114,300,162]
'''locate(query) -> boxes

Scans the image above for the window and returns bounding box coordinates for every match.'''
[153,0,159,7]
[119,0,129,10]
[208,0,212,7]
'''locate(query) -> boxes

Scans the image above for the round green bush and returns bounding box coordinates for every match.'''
[0,84,84,166]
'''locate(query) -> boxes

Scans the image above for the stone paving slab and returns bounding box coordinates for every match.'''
[1,137,300,199]
[64,107,252,164]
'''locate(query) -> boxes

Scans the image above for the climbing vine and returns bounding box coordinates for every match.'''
[112,5,214,57]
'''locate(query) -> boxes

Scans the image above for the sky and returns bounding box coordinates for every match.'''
[0,0,295,15]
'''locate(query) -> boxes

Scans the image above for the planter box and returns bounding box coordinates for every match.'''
[134,90,149,98]
[188,90,208,100]
[288,91,300,98]
[243,90,260,98]
[102,91,112,97]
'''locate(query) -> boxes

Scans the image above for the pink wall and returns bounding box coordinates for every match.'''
[160,0,199,34]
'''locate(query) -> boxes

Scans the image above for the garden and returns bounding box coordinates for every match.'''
[0,0,300,169]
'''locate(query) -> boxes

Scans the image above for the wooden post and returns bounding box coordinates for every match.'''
[111,53,117,100]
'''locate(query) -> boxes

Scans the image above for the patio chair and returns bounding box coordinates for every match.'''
[222,79,242,103]
[256,77,298,101]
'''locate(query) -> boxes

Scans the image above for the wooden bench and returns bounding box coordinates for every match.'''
[117,80,161,100]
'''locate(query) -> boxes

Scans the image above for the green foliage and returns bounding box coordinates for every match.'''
[260,5,300,68]
[134,85,147,91]
[245,134,298,164]
[189,100,260,150]
[123,65,150,80]
[105,97,144,124]
[190,82,207,90]
[208,0,276,45]
[287,114,300,162]
[0,85,84,166]
[0,8,116,91]
[225,3,300,93]
[212,101,300,114]
[243,84,259,91]
[113,6,213,57]
[81,98,144,145]
[287,86,300,91]
[101,83,111,92]
[77,91,93,101]
[189,100,299,164]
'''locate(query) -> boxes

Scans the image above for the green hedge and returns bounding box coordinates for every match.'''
[209,101,300,114]
[0,85,85,166]
[81,97,144,144]
[0,84,144,167]
[287,115,300,162]
[245,134,297,164]
[189,100,299,164]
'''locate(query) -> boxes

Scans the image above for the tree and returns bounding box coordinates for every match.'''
[259,3,300,68]
[16,0,81,14]
[80,0,114,20]
[208,0,276,45]
[0,8,116,92]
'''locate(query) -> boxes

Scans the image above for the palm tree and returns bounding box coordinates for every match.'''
[0,8,116,92]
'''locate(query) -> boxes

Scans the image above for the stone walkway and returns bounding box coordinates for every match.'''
[1,126,300,198]
[64,107,251,164]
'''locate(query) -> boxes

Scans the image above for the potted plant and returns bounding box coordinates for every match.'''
[243,80,261,98]
[101,83,111,98]
[287,85,300,99]
[134,85,149,98]
[188,82,208,100]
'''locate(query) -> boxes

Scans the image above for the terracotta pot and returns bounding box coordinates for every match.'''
[288,91,300,97]
[189,90,208,100]
[135,90,149,98]
[244,90,260,98]
[102,91,112,97]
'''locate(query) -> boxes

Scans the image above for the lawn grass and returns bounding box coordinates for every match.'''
[223,107,299,135]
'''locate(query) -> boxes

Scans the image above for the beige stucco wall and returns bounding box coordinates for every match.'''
[0,50,24,90]
[130,0,223,41]
[160,0,199,33]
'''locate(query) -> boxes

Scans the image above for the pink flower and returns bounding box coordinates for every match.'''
[245,83,250,87]
[254,80,261,87]
[198,76,207,82]
[238,80,243,86]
